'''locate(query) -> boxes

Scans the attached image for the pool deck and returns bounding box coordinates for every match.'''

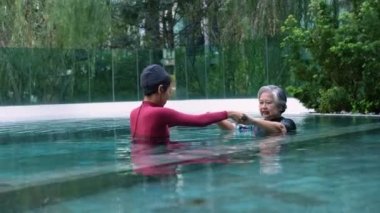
[0,98,312,123]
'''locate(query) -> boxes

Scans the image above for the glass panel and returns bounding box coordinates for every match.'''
[0,39,297,105]
[113,49,140,101]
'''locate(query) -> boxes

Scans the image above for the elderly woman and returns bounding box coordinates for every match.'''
[218,85,296,135]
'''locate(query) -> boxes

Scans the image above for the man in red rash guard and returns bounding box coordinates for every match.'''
[130,64,243,142]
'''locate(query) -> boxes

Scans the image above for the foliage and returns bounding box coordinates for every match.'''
[0,0,310,105]
[319,87,351,113]
[46,0,111,49]
[282,0,380,113]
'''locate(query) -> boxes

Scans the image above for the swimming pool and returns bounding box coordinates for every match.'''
[0,114,379,212]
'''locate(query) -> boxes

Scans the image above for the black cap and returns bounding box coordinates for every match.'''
[140,64,171,95]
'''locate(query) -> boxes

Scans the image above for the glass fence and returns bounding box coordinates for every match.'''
[0,38,294,105]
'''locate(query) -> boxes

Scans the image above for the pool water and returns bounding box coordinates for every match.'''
[0,115,379,212]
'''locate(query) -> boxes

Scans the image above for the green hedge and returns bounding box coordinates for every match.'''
[282,0,380,113]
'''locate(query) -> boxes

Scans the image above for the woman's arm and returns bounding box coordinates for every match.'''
[217,119,236,130]
[240,114,286,135]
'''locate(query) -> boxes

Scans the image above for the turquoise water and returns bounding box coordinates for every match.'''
[1,115,379,212]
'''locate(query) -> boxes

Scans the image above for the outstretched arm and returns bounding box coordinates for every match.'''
[239,114,286,135]
[164,108,244,127]
[217,111,249,131]
[217,119,236,130]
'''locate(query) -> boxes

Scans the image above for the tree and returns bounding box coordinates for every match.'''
[0,0,318,104]
[282,0,380,113]
[0,0,113,104]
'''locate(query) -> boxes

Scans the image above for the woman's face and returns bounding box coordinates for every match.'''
[259,91,281,120]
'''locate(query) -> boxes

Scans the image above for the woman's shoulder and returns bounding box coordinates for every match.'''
[279,117,296,132]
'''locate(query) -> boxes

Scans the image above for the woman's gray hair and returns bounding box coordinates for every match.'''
[257,85,287,113]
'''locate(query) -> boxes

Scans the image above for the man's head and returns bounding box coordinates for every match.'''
[140,64,172,96]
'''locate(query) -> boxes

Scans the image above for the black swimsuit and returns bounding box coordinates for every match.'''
[267,117,296,132]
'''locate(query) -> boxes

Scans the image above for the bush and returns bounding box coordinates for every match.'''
[319,87,351,113]
[281,0,380,113]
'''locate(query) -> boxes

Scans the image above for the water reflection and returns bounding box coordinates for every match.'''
[219,131,286,175]
[258,136,283,175]
[129,134,287,178]
[130,140,229,177]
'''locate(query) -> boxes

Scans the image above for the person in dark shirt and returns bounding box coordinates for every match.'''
[130,64,244,141]
[218,85,296,135]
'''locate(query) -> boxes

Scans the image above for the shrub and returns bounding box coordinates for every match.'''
[281,0,380,113]
[319,87,351,113]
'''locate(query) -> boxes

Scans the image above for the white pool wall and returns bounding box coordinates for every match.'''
[0,98,312,123]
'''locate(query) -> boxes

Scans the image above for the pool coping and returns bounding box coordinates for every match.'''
[0,98,312,123]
